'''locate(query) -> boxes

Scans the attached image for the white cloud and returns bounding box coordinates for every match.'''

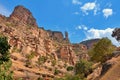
[75,25,88,30]
[76,25,82,30]
[102,8,113,18]
[81,2,96,11]
[80,2,100,15]
[94,4,100,15]
[72,0,82,5]
[83,26,88,30]
[0,4,10,17]
[81,2,95,15]
[85,28,119,46]
[73,12,79,15]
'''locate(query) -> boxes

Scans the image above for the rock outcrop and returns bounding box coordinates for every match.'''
[59,46,77,65]
[100,56,120,80]
[47,30,70,43]
[0,14,6,22]
[8,5,37,27]
[47,30,64,42]
[87,65,102,80]
[64,31,69,41]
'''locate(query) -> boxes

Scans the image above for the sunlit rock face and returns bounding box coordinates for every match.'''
[9,5,37,27]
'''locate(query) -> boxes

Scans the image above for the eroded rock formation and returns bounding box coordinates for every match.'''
[9,5,37,27]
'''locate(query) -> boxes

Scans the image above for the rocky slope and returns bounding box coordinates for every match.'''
[87,50,120,80]
[0,5,89,80]
[0,5,119,80]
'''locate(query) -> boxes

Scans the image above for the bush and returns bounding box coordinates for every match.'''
[0,36,11,62]
[36,56,47,70]
[54,69,60,75]
[25,51,35,67]
[37,56,47,66]
[37,77,43,80]
[75,59,93,77]
[64,74,83,80]
[0,36,13,79]
[11,47,21,53]
[88,38,115,63]
[26,51,35,60]
[55,74,84,80]
[51,60,56,66]
[66,66,74,71]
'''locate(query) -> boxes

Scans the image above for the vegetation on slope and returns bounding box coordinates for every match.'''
[88,38,115,63]
[0,36,13,80]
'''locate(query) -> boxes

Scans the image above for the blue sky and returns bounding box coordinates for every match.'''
[0,0,120,46]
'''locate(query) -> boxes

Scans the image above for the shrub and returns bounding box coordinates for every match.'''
[12,47,21,53]
[64,74,83,80]
[37,77,43,80]
[26,51,35,60]
[25,51,35,67]
[66,66,74,71]
[0,36,13,79]
[55,74,84,80]
[75,59,93,77]
[54,69,60,75]
[37,56,47,65]
[51,60,56,66]
[36,56,47,70]
[88,38,115,63]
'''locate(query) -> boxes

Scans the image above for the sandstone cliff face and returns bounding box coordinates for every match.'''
[47,30,64,42]
[59,46,77,65]
[8,5,37,27]
[0,5,81,79]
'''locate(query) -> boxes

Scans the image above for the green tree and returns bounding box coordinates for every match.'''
[89,38,115,63]
[0,37,11,63]
[75,59,92,78]
[0,36,13,80]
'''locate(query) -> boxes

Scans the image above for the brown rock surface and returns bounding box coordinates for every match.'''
[0,5,99,80]
[0,14,6,22]
[47,30,64,42]
[100,56,120,80]
[80,39,100,49]
[60,46,77,65]
[9,5,37,27]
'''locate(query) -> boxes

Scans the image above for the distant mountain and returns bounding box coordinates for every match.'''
[80,39,100,49]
